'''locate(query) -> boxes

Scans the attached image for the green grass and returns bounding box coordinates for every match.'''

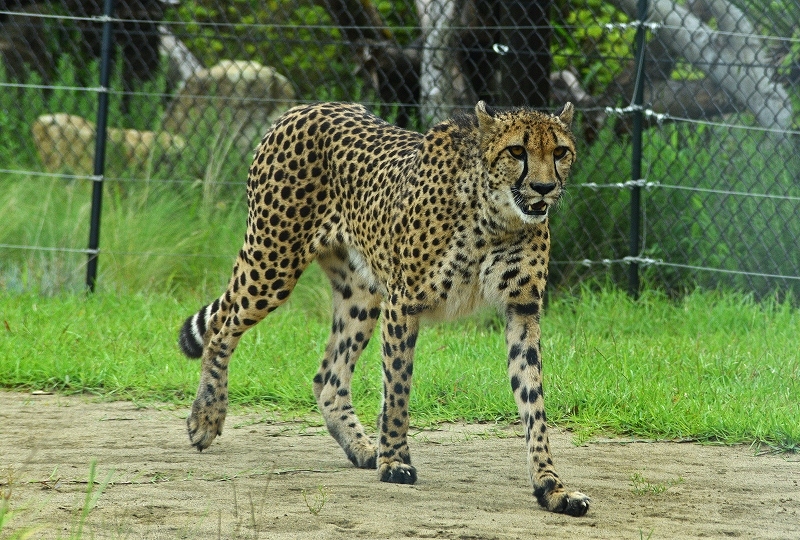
[544,288,800,449]
[1,284,798,451]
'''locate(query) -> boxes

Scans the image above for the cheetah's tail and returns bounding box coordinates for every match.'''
[178,299,220,359]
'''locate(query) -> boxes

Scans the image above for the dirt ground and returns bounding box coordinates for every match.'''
[1,391,798,539]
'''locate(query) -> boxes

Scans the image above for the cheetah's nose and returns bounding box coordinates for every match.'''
[532,183,557,196]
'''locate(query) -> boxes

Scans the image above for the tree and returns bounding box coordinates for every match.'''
[495,1,552,110]
[609,0,792,132]
[415,0,554,124]
[315,0,420,126]
[415,0,475,123]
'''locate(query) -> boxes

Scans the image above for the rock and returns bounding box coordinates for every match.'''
[31,113,185,176]
[31,114,96,175]
[162,60,296,157]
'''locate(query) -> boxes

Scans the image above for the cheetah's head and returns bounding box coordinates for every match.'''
[476,101,576,227]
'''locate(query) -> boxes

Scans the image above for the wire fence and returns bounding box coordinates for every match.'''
[1,0,798,297]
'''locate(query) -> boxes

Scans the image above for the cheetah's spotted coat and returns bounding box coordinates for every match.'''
[179,101,590,516]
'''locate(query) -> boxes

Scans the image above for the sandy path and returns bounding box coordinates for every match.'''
[1,391,798,539]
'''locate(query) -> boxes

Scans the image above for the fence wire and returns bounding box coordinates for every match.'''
[0,0,798,296]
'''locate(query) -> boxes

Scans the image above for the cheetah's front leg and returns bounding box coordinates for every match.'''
[376,294,419,484]
[505,306,590,516]
[313,251,382,469]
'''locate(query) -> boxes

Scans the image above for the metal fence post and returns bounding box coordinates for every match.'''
[85,0,116,292]
[628,0,648,298]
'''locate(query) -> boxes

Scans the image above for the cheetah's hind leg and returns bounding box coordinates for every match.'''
[184,254,305,451]
[313,250,382,468]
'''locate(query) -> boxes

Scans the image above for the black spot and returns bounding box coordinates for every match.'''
[509,302,539,316]
[502,267,520,282]
[525,347,539,366]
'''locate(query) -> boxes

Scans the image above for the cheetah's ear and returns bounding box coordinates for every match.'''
[475,101,497,132]
[556,102,574,127]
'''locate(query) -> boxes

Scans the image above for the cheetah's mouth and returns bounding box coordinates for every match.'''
[520,201,548,216]
[511,187,549,217]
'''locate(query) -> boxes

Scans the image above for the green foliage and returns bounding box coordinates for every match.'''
[550,123,631,287]
[0,461,111,540]
[0,63,44,170]
[552,0,636,95]
[72,461,113,540]
[0,53,254,296]
[170,0,357,99]
[639,123,800,296]
[543,287,800,450]
[301,485,329,515]
[0,53,168,172]
[731,0,800,39]
[550,118,800,297]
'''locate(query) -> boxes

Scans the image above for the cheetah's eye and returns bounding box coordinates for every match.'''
[553,146,569,160]
[507,146,525,159]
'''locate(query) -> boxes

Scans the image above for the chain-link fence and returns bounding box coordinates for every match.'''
[1,0,798,296]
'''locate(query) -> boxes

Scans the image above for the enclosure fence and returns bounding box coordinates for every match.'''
[1,0,798,297]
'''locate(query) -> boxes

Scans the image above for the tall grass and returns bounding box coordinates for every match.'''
[0,174,248,296]
[0,53,253,296]
[640,123,800,293]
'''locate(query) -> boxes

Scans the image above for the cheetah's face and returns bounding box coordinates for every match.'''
[476,102,576,226]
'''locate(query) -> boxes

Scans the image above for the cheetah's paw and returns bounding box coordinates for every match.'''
[378,462,417,484]
[548,490,591,517]
[187,399,225,451]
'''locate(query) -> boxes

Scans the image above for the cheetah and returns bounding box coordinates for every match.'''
[178,101,590,516]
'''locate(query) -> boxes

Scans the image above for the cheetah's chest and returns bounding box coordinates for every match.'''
[421,249,489,321]
[424,278,485,321]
